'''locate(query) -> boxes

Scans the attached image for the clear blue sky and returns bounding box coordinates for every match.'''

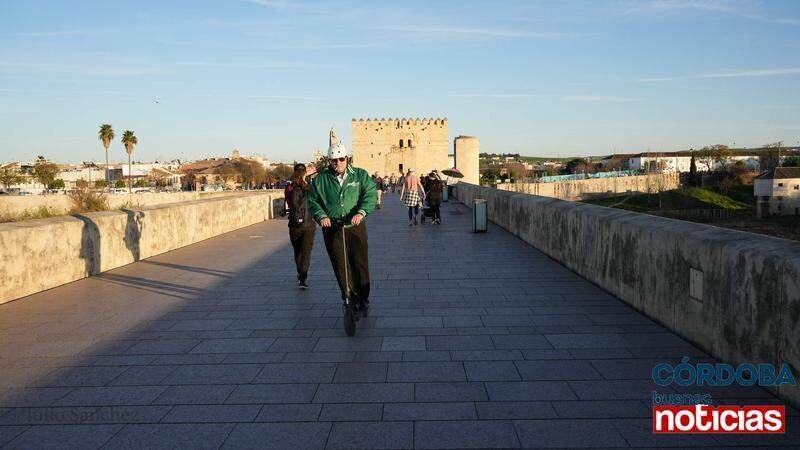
[2,0,799,163]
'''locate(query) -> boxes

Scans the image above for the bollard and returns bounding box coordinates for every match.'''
[473,198,487,233]
[442,185,449,202]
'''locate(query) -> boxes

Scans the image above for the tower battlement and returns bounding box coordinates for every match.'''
[352,117,447,126]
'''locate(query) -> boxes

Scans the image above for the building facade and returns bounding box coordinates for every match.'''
[351,118,449,177]
[754,167,800,217]
[628,152,761,173]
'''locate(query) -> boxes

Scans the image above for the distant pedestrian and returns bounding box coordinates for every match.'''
[400,169,426,226]
[284,163,316,289]
[373,173,384,209]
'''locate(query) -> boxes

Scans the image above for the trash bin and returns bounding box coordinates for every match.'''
[473,198,487,233]
[442,185,449,202]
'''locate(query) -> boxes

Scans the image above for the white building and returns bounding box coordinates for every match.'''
[58,166,106,188]
[754,167,800,218]
[628,152,761,173]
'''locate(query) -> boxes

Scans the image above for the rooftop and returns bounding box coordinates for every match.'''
[755,167,800,180]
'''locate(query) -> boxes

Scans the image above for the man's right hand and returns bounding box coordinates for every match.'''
[320,218,332,228]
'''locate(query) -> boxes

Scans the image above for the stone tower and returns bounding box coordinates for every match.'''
[351,118,449,177]
[454,136,480,185]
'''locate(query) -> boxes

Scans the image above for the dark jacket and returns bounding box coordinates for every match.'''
[426,177,444,205]
[285,182,316,228]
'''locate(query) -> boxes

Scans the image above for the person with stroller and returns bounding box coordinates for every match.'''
[400,168,426,226]
[284,163,316,289]
[424,171,444,224]
[308,140,377,318]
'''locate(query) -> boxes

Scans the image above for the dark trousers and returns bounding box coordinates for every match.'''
[289,226,315,282]
[429,202,441,221]
[407,205,419,220]
[322,223,370,305]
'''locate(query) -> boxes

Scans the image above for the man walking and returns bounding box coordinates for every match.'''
[308,139,377,317]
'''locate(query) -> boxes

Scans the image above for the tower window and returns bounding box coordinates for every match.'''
[399,140,404,148]
[408,139,412,147]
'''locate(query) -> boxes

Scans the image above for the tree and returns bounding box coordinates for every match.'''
[0,167,23,190]
[33,162,59,190]
[505,163,526,182]
[760,142,783,172]
[782,156,800,167]
[480,168,499,185]
[271,164,293,181]
[49,179,65,190]
[234,160,267,189]
[219,165,240,185]
[94,179,107,189]
[133,179,148,188]
[98,124,115,183]
[563,158,592,175]
[75,178,89,190]
[114,180,126,189]
[689,152,698,186]
[709,144,732,171]
[121,130,138,192]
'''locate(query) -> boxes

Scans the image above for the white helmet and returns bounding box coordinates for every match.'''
[328,142,350,159]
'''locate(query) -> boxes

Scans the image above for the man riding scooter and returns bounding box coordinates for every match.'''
[308,136,377,327]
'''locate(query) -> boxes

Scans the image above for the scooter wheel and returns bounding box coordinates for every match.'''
[343,303,356,337]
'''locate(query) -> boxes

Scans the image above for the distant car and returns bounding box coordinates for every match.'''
[111,188,128,194]
[18,191,33,196]
[0,191,8,195]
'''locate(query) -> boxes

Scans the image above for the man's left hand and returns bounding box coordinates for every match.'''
[351,214,363,226]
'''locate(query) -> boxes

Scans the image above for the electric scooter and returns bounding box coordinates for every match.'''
[332,219,359,336]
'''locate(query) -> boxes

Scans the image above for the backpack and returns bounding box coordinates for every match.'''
[288,184,312,227]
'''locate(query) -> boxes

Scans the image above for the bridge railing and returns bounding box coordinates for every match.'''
[454,182,800,409]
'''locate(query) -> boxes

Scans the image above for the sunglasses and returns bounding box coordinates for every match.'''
[332,157,347,163]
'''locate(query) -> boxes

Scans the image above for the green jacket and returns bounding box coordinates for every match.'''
[308,164,377,225]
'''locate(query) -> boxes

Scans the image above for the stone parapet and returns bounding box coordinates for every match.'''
[454,182,800,409]
[0,192,284,304]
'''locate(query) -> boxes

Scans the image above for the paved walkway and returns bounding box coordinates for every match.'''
[0,193,797,449]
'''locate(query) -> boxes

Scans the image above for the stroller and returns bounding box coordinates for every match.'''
[419,200,435,224]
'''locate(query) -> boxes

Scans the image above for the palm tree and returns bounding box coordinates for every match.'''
[98,124,115,185]
[121,130,138,193]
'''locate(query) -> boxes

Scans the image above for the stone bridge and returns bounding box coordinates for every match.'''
[0,193,797,448]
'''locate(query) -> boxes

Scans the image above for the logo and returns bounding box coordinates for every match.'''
[650,357,793,434]
[653,405,785,434]
[652,357,797,387]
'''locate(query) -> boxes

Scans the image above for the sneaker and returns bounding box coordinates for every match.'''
[413,217,418,225]
[360,302,370,318]
[409,221,413,226]
[299,280,308,290]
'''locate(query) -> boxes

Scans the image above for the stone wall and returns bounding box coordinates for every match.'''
[0,192,284,305]
[454,183,800,408]
[0,191,244,218]
[351,117,449,178]
[497,173,680,201]
[454,136,480,185]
